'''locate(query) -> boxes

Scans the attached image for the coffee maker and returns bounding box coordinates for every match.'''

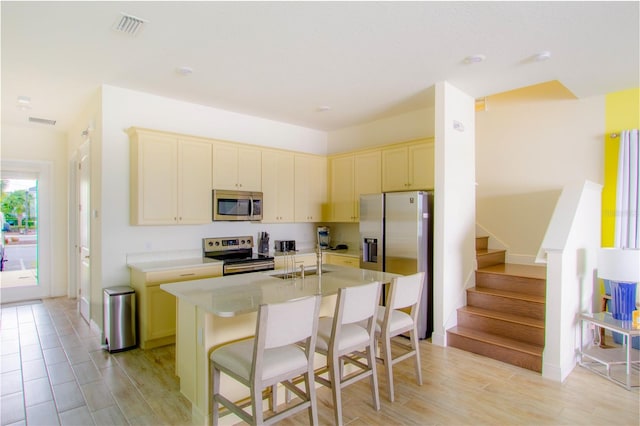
[317,226,330,249]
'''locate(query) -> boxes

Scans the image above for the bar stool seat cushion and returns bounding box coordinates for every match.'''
[316,317,370,352]
[373,307,413,334]
[212,339,308,381]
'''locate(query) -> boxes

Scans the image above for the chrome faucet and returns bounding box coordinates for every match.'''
[316,244,323,277]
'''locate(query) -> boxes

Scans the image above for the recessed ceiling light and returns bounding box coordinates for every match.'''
[464,54,486,64]
[317,106,332,112]
[176,66,194,76]
[17,95,32,110]
[534,51,552,62]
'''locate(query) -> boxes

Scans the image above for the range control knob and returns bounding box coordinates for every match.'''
[208,241,213,246]
[215,241,220,246]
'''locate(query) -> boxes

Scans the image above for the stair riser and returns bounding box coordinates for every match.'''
[476,272,546,297]
[477,252,506,269]
[457,311,545,346]
[447,332,542,373]
[467,291,545,321]
[476,236,489,251]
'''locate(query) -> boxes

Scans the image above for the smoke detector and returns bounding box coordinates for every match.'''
[113,12,147,37]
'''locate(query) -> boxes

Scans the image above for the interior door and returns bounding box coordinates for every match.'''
[78,142,91,324]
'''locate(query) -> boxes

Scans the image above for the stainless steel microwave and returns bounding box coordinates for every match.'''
[212,190,263,221]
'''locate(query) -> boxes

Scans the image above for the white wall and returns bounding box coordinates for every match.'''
[1,125,68,298]
[432,81,476,346]
[327,106,435,154]
[98,85,330,297]
[539,181,601,382]
[475,95,605,262]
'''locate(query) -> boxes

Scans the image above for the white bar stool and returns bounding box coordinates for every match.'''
[210,295,321,425]
[374,272,425,402]
[314,281,381,426]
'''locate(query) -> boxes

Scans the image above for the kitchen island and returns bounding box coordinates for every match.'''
[160,264,401,425]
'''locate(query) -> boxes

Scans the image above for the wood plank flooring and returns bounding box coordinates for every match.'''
[2,297,639,425]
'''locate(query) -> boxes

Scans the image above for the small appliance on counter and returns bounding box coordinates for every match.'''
[257,232,270,255]
[274,240,296,253]
[317,226,330,249]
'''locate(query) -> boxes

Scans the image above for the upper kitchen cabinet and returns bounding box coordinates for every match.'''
[329,150,381,222]
[381,139,434,192]
[261,150,294,222]
[294,154,327,222]
[212,142,262,191]
[129,128,212,225]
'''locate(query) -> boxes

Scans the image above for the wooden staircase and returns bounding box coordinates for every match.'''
[446,236,547,373]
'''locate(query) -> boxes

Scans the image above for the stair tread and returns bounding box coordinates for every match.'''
[458,306,545,328]
[468,286,545,304]
[476,248,506,256]
[448,325,544,356]
[478,263,546,280]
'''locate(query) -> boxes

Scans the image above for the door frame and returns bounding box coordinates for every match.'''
[76,141,91,323]
[0,159,52,303]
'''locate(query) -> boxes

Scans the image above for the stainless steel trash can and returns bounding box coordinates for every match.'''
[103,286,136,352]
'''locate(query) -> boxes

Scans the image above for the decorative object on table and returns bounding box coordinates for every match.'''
[598,248,640,321]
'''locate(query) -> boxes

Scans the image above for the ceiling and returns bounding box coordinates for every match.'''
[2,1,638,133]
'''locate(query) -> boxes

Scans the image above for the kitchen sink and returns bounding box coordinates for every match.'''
[270,269,330,280]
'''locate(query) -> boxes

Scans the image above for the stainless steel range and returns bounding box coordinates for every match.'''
[203,236,275,276]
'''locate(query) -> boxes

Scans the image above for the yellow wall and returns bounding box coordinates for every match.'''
[602,88,640,247]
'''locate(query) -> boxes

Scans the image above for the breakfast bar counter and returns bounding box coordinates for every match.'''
[160,265,400,425]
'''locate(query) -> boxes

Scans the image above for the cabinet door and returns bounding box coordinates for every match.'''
[147,286,177,340]
[238,147,262,191]
[211,143,239,190]
[409,142,434,189]
[262,150,294,222]
[354,151,381,221]
[381,146,409,192]
[329,156,356,222]
[131,132,178,225]
[295,154,327,222]
[178,139,212,224]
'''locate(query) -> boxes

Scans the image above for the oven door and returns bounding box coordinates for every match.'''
[223,260,274,276]
[213,190,263,221]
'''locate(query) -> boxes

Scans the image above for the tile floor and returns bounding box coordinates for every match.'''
[2,297,639,426]
[0,298,190,426]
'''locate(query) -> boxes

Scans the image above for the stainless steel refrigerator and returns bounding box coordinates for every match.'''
[359,191,434,339]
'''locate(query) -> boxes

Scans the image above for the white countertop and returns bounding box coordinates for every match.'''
[160,264,400,317]
[128,257,222,273]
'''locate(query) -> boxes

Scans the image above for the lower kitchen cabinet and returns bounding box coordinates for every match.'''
[129,264,222,349]
[325,253,360,268]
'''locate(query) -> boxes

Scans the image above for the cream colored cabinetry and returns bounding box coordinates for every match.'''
[324,253,359,268]
[294,154,327,222]
[129,128,213,225]
[212,143,262,191]
[274,253,322,270]
[329,150,381,222]
[382,140,434,192]
[130,264,222,350]
[261,150,294,222]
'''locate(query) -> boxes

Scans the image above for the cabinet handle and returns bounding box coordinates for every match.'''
[179,273,196,277]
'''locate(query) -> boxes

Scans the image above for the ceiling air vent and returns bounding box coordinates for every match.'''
[113,12,147,37]
[29,116,57,126]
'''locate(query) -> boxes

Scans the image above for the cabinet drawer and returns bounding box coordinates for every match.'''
[143,265,222,285]
[326,254,359,268]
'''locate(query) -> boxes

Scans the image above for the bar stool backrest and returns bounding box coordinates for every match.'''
[339,281,381,325]
[262,296,319,349]
[389,273,424,311]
